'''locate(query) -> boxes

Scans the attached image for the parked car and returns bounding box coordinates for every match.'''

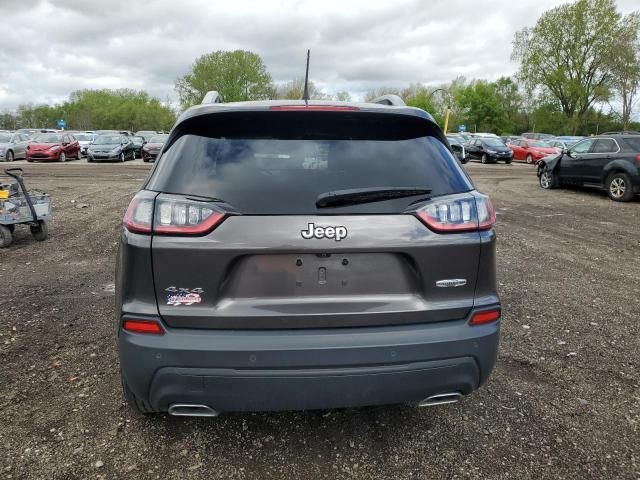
[134,130,157,141]
[507,139,559,164]
[116,95,500,416]
[74,133,97,157]
[26,133,80,162]
[141,134,168,163]
[87,134,135,162]
[521,132,555,141]
[537,133,640,201]
[554,135,585,146]
[0,132,32,161]
[465,137,513,164]
[446,134,468,163]
[129,136,146,159]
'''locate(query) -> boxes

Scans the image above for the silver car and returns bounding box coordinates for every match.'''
[0,133,32,161]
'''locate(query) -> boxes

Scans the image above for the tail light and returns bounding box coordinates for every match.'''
[469,309,501,326]
[270,105,359,111]
[123,192,227,236]
[154,195,225,235]
[122,319,164,335]
[635,154,640,166]
[414,193,495,233]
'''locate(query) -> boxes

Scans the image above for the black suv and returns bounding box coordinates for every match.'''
[537,133,640,201]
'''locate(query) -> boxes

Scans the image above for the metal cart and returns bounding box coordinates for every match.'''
[0,168,51,248]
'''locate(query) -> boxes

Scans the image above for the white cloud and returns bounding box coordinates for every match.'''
[0,0,638,109]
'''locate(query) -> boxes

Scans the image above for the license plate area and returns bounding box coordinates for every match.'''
[222,253,417,298]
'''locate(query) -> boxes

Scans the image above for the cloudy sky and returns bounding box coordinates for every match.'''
[0,0,637,110]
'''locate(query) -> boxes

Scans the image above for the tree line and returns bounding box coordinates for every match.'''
[1,0,638,136]
[0,89,177,132]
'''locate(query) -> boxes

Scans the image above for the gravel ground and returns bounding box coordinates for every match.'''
[0,160,639,479]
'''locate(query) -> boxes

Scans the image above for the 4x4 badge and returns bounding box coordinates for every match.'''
[165,286,204,306]
[301,223,347,241]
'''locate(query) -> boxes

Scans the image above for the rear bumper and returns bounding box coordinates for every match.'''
[119,313,500,412]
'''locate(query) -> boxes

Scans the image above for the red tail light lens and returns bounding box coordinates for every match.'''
[123,193,227,236]
[153,195,226,235]
[122,319,164,335]
[469,309,501,326]
[123,194,154,234]
[269,105,359,111]
[635,154,640,166]
[414,193,495,233]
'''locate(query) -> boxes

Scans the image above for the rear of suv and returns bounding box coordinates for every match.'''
[116,96,501,416]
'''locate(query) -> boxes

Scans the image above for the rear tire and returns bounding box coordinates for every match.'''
[121,371,153,415]
[0,225,12,248]
[526,154,533,164]
[120,152,125,162]
[30,220,48,241]
[59,152,66,162]
[606,172,634,202]
[6,150,14,162]
[481,154,488,164]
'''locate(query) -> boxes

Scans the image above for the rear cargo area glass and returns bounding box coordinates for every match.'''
[147,111,471,214]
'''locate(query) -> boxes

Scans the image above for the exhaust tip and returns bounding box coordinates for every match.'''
[418,392,463,408]
[168,403,219,417]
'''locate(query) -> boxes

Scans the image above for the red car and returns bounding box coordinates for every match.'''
[507,139,559,164]
[26,133,81,162]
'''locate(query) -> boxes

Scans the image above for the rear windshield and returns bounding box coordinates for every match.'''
[483,138,506,147]
[147,112,472,214]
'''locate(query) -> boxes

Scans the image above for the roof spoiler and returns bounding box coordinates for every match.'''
[370,94,406,107]
[201,91,223,104]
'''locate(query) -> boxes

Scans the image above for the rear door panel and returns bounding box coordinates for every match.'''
[152,215,480,329]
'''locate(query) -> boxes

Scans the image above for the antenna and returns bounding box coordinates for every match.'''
[302,49,310,103]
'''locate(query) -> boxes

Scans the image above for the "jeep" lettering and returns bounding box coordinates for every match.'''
[301,223,347,241]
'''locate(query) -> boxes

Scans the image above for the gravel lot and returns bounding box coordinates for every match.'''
[0,159,639,479]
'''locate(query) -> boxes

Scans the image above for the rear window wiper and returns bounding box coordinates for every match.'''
[316,187,432,208]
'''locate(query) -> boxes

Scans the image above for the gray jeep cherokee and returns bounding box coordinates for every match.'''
[116,96,501,416]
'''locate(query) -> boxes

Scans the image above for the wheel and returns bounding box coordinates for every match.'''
[5,150,14,162]
[606,172,634,202]
[120,152,125,162]
[505,158,512,164]
[143,157,149,163]
[539,169,556,189]
[7,224,15,233]
[59,152,66,162]
[27,158,33,163]
[30,220,48,241]
[121,371,153,415]
[526,154,533,164]
[481,154,488,164]
[0,225,12,248]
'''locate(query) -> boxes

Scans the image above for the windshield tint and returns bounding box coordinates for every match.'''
[0,134,11,142]
[148,134,471,215]
[34,134,63,143]
[74,134,92,141]
[149,135,168,143]
[483,138,505,147]
[94,135,121,145]
[530,141,551,147]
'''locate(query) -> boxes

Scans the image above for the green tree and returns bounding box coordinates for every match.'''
[276,77,326,100]
[493,77,526,133]
[175,50,273,108]
[456,81,505,133]
[512,0,637,133]
[609,13,640,130]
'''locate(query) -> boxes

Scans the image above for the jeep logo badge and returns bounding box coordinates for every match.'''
[301,223,347,241]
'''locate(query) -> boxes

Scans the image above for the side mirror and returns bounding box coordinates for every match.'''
[567,150,577,158]
[62,142,69,146]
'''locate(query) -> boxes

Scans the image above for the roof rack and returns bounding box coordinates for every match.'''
[370,94,406,107]
[600,131,640,135]
[201,91,223,104]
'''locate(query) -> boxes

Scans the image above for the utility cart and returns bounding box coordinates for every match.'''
[0,168,51,248]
